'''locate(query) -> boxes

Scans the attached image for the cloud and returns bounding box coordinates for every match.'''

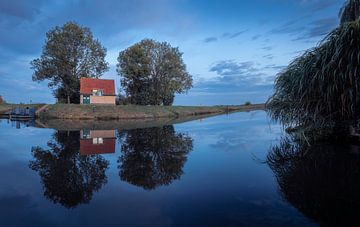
[210,60,258,76]
[252,35,262,40]
[203,37,218,43]
[263,54,274,60]
[0,0,46,20]
[0,0,194,55]
[222,30,249,39]
[294,17,338,40]
[262,46,273,51]
[270,16,338,41]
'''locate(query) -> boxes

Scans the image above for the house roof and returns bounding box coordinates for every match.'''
[80,77,115,95]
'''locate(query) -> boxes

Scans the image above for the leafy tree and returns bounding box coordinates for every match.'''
[266,1,360,140]
[31,22,109,104]
[117,39,193,105]
[29,131,109,208]
[267,138,360,226]
[117,126,193,190]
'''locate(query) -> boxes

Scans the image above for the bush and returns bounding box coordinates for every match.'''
[116,94,130,105]
[244,101,251,106]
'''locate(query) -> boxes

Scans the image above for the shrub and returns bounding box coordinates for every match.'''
[244,101,251,106]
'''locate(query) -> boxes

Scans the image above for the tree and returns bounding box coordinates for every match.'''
[0,95,3,104]
[266,1,360,141]
[29,131,109,208]
[117,126,193,190]
[31,22,109,104]
[117,39,193,105]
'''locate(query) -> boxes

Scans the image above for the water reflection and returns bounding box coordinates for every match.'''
[80,130,116,155]
[117,125,193,190]
[267,138,360,226]
[29,125,194,208]
[29,131,109,208]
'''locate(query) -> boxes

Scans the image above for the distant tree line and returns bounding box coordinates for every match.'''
[31,22,192,105]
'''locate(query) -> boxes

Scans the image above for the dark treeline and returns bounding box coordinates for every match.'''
[31,22,192,105]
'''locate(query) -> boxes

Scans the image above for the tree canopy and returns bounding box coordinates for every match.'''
[266,0,360,140]
[31,22,109,104]
[117,39,193,105]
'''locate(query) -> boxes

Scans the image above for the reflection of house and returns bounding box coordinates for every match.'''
[80,78,116,105]
[80,130,116,155]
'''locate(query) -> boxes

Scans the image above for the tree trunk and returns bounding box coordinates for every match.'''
[67,95,70,104]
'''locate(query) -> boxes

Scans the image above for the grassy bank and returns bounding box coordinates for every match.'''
[38,103,265,120]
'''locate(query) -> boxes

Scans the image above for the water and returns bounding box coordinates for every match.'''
[0,111,358,226]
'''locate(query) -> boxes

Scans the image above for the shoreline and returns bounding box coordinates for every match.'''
[36,103,265,120]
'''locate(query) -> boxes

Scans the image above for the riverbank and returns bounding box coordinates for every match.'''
[37,103,265,120]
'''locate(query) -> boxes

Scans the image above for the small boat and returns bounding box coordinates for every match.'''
[9,107,36,119]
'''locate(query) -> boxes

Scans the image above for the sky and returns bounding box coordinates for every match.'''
[0,0,345,105]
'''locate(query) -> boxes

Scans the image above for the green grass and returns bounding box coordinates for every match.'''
[39,103,265,120]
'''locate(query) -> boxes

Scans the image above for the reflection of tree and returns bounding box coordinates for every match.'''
[117,126,193,190]
[267,138,360,226]
[29,131,109,208]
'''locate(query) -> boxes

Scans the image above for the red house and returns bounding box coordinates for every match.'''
[80,78,116,104]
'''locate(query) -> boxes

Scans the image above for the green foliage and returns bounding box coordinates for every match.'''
[31,22,109,104]
[267,1,360,140]
[117,39,193,106]
[244,101,251,106]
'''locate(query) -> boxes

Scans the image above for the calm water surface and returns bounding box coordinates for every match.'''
[0,111,358,226]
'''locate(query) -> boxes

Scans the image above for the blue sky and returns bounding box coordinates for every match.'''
[0,0,345,105]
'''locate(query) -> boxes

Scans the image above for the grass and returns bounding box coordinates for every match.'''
[38,103,265,120]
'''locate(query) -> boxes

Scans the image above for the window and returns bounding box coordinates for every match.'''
[92,138,104,144]
[92,89,103,96]
[82,129,91,139]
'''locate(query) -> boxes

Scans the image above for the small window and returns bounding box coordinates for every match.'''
[92,89,103,96]
[82,129,91,139]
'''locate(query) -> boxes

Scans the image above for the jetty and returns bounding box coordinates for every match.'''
[0,106,36,120]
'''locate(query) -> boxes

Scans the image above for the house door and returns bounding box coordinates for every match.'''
[83,95,90,104]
